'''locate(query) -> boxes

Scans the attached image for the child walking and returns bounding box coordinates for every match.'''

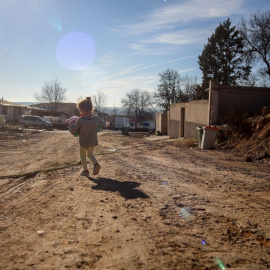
[69,97,106,176]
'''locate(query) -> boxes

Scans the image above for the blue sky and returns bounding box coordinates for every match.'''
[0,0,269,106]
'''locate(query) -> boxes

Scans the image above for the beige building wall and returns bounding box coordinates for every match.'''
[168,103,182,138]
[156,112,168,134]
[185,100,209,138]
[160,81,270,140]
[168,100,209,139]
[0,105,27,122]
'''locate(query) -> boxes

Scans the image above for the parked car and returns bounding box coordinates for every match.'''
[114,116,130,129]
[141,121,156,132]
[20,115,53,129]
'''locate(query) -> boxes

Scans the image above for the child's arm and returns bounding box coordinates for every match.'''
[97,116,106,127]
[69,118,81,135]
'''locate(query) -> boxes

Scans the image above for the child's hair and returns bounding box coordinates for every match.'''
[77,97,93,112]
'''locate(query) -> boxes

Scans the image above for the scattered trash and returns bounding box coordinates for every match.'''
[215,258,226,270]
[108,148,117,152]
[37,230,44,235]
[162,181,168,186]
[179,207,192,220]
[22,140,26,142]
[262,158,270,164]
[51,241,58,246]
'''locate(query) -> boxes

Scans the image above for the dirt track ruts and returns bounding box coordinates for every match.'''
[0,130,269,270]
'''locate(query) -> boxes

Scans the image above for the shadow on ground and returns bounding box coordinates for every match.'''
[87,176,149,199]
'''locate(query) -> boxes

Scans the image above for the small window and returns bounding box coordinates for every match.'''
[33,117,40,122]
[29,116,37,121]
[35,117,42,122]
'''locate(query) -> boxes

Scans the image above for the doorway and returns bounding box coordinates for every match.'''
[180,107,185,137]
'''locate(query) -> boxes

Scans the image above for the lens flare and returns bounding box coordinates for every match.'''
[215,258,226,270]
[47,19,62,31]
[56,32,96,70]
[179,207,192,220]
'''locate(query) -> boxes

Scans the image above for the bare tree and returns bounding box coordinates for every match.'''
[76,94,84,103]
[109,103,119,124]
[121,89,153,125]
[155,69,201,110]
[238,72,270,87]
[35,78,67,111]
[155,69,181,111]
[93,89,107,113]
[112,103,118,116]
[239,11,270,80]
[179,75,199,102]
[192,84,209,100]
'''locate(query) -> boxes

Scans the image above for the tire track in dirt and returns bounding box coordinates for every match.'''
[0,130,269,269]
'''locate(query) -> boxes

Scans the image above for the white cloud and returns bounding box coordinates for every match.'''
[104,65,143,79]
[137,55,198,71]
[69,52,198,106]
[142,28,211,46]
[167,55,198,63]
[178,67,196,74]
[120,0,247,54]
[127,43,180,55]
[121,0,246,35]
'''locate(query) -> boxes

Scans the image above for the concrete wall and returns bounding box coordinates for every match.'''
[209,81,270,124]
[185,100,209,138]
[166,81,270,139]
[0,105,27,122]
[156,112,168,134]
[168,100,209,139]
[168,103,182,138]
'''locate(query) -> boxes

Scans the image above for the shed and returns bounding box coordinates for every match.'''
[0,100,28,122]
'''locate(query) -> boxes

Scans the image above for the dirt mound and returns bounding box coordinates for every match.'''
[218,107,270,162]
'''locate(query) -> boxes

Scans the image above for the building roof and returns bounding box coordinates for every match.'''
[0,100,27,107]
[31,102,77,107]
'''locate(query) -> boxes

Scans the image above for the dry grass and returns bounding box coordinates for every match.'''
[174,138,198,147]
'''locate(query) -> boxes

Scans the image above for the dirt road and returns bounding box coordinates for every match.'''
[0,130,269,270]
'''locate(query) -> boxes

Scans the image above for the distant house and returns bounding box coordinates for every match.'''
[97,112,110,122]
[30,103,79,117]
[29,108,68,120]
[0,100,29,122]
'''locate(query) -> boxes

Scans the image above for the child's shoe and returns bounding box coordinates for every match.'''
[80,170,89,176]
[93,163,101,175]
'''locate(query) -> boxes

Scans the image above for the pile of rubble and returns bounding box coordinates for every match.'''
[218,107,270,163]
